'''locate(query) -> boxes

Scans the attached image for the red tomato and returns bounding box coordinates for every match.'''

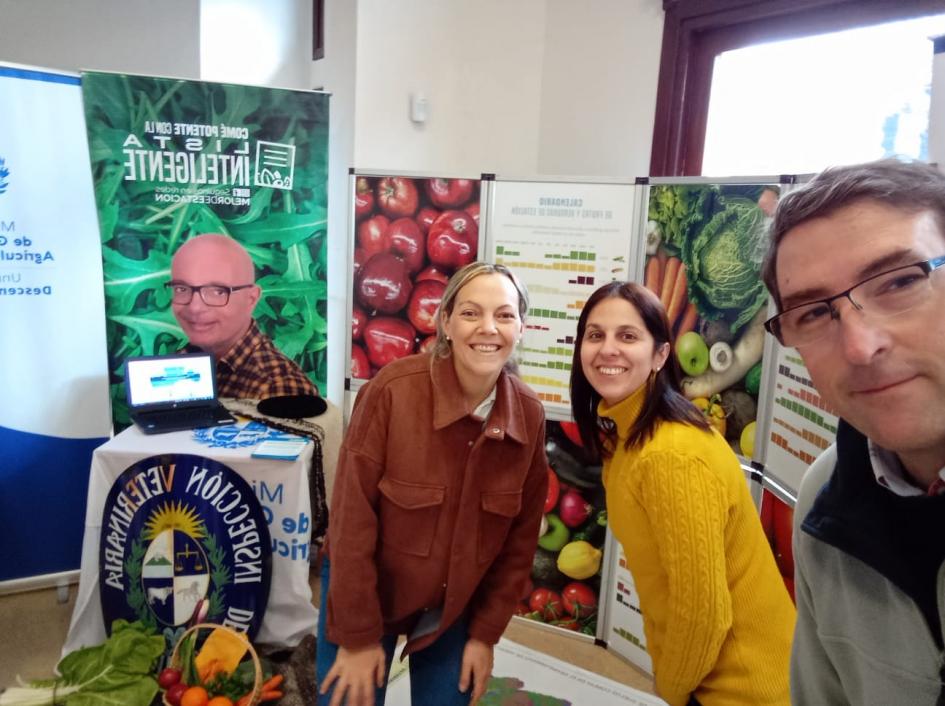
[424,178,475,208]
[352,304,367,341]
[362,317,416,368]
[528,587,563,621]
[354,176,375,221]
[760,489,776,548]
[377,177,419,218]
[164,682,188,706]
[416,206,441,235]
[427,210,477,269]
[559,421,583,447]
[464,201,480,225]
[561,581,598,619]
[772,498,795,578]
[357,214,390,257]
[387,217,425,274]
[406,280,446,336]
[351,343,370,379]
[415,264,450,285]
[356,253,412,314]
[157,667,182,689]
[544,468,560,514]
[551,619,580,631]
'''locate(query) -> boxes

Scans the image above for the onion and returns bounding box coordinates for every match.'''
[558,489,592,528]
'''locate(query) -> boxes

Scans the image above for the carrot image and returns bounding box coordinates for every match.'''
[660,257,681,308]
[675,302,699,337]
[666,262,688,324]
[644,257,662,295]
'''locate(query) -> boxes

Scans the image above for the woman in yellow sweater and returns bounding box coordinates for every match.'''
[569,281,794,706]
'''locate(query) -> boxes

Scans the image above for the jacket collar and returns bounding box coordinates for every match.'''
[430,354,527,444]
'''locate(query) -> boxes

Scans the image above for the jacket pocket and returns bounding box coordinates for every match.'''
[377,476,446,558]
[478,490,522,564]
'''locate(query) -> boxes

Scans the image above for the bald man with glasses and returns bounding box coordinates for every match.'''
[167,233,317,400]
[761,159,945,705]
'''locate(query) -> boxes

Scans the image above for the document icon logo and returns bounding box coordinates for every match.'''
[254,141,296,190]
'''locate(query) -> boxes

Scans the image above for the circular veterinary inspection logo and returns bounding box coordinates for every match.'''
[99,454,271,638]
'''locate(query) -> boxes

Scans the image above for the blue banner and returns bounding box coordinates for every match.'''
[0,64,111,582]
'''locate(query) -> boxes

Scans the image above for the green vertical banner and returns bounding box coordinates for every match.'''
[81,72,329,426]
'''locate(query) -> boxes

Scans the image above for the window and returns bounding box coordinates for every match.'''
[703,14,945,176]
[650,0,945,176]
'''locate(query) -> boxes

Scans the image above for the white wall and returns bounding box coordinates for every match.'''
[201,0,312,89]
[0,0,200,77]
[352,0,547,175]
[312,0,359,406]
[930,39,945,168]
[537,0,663,177]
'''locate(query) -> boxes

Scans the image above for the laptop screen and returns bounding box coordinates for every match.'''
[126,353,216,409]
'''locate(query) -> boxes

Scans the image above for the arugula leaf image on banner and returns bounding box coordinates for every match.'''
[82,72,329,426]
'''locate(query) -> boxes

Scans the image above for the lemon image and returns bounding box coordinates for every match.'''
[740,421,757,458]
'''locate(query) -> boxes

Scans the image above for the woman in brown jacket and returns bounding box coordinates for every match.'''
[317,262,548,706]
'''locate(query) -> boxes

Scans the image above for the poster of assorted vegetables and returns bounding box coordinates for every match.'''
[643,181,779,461]
[348,173,482,384]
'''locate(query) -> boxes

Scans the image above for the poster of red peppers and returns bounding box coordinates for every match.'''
[349,173,483,382]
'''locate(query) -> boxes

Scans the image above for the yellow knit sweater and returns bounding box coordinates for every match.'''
[600,386,794,706]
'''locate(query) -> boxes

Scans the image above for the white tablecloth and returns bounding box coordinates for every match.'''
[63,422,317,653]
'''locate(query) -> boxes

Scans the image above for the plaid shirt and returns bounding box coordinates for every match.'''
[188,320,317,400]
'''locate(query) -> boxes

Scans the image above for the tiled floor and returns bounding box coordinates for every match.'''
[0,573,655,699]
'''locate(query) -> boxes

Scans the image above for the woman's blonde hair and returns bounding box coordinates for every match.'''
[431,262,530,364]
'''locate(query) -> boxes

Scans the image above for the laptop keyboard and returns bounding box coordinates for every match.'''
[140,407,231,431]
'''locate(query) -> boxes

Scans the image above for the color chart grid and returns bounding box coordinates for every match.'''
[490,180,637,414]
[495,245,630,409]
[763,348,839,495]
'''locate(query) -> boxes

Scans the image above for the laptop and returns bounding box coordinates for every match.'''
[125,352,236,434]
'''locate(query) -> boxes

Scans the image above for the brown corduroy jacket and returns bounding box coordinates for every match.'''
[325,352,547,655]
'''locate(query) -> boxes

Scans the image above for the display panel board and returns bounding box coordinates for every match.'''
[643,180,781,461]
[760,345,839,498]
[487,178,637,418]
[601,533,653,674]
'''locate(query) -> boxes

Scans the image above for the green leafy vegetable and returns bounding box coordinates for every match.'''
[683,196,770,332]
[647,185,717,256]
[0,620,163,706]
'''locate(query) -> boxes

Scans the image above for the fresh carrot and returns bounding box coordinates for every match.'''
[660,257,681,309]
[675,302,699,337]
[666,263,688,324]
[260,690,283,702]
[261,674,284,692]
[644,257,662,295]
[235,696,252,706]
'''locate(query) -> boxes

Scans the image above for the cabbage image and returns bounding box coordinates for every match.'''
[647,184,717,256]
[683,196,769,332]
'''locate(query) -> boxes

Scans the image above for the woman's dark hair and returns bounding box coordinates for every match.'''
[570,281,708,462]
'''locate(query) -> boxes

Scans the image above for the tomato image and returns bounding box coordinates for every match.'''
[561,581,598,619]
[425,178,475,208]
[351,175,481,380]
[528,587,564,621]
[377,176,419,218]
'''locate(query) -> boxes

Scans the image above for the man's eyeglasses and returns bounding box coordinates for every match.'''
[165,282,254,307]
[765,255,945,347]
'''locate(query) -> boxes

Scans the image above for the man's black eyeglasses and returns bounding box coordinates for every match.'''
[764,255,945,347]
[165,282,254,307]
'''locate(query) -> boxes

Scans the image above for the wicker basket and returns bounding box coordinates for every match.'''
[162,623,263,706]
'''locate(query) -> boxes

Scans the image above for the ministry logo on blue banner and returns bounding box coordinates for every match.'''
[99,454,271,638]
[0,157,9,194]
